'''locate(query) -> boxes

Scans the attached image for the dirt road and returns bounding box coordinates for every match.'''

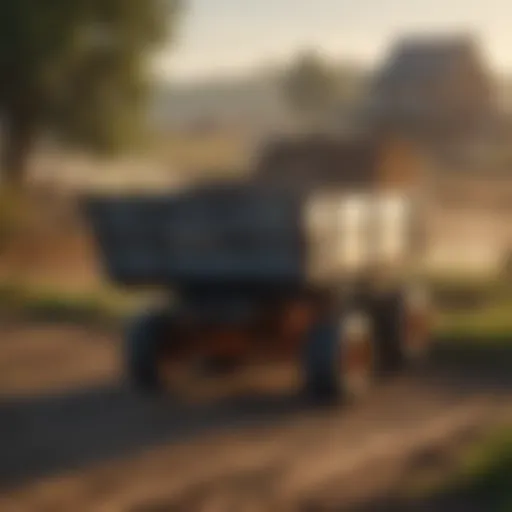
[0,324,510,511]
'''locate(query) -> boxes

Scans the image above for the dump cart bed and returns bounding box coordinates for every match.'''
[84,185,305,287]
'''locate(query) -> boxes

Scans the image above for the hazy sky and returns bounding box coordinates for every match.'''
[155,0,512,82]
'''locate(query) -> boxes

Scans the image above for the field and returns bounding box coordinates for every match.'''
[0,267,509,511]
[0,318,510,511]
[0,144,511,510]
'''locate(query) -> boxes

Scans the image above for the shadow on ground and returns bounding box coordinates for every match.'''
[0,337,511,494]
[427,338,512,393]
[350,455,512,512]
[0,384,309,490]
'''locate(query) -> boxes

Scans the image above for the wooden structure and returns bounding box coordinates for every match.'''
[254,134,428,193]
[369,35,494,140]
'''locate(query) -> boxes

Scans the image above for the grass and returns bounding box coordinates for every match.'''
[436,302,512,338]
[431,428,512,512]
[431,281,512,366]
[401,427,512,511]
[429,272,512,341]
[0,273,510,342]
[0,280,151,327]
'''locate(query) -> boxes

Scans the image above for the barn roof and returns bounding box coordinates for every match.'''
[374,35,481,90]
[255,135,380,186]
[254,134,423,190]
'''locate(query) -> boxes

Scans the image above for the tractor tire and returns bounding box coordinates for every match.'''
[125,309,171,393]
[303,311,376,404]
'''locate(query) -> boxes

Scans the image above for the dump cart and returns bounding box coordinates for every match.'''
[85,136,432,403]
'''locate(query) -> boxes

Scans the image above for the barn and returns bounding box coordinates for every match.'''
[369,34,495,140]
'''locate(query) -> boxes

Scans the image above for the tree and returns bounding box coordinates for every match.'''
[282,50,339,127]
[0,0,182,186]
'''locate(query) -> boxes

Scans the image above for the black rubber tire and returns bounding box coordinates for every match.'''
[372,288,431,374]
[125,309,170,392]
[303,321,340,402]
[302,315,375,404]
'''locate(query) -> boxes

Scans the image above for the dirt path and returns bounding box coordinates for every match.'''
[0,324,510,511]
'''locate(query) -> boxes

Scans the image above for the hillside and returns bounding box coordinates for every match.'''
[151,65,369,133]
[151,72,290,132]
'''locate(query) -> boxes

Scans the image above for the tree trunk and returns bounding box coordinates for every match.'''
[1,112,36,188]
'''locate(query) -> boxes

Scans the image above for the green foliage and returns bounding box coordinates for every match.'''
[282,50,340,123]
[444,429,512,511]
[0,280,141,326]
[431,275,512,337]
[0,0,182,182]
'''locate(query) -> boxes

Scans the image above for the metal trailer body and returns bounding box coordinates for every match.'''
[85,184,424,289]
[84,137,432,402]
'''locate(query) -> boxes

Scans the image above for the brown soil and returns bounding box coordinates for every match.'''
[0,323,510,511]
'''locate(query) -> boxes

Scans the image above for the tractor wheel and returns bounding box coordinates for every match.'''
[303,311,376,404]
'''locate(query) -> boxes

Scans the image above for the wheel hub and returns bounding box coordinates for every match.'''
[340,322,374,396]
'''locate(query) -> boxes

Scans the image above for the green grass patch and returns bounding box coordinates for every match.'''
[431,275,512,310]
[433,299,512,367]
[0,274,511,343]
[0,280,152,327]
[429,271,512,340]
[439,428,512,511]
[436,301,512,339]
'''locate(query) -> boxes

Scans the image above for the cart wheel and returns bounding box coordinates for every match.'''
[125,309,170,393]
[303,311,376,403]
[374,285,432,373]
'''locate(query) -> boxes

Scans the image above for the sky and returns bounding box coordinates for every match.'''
[155,0,512,83]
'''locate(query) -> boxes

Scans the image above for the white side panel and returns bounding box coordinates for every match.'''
[305,192,413,281]
[305,193,372,279]
[337,196,370,270]
[374,194,410,264]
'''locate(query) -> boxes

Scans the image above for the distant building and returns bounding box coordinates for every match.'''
[368,35,495,141]
[254,134,431,195]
